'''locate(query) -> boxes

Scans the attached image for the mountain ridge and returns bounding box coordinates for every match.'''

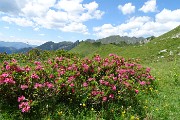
[0,41,37,49]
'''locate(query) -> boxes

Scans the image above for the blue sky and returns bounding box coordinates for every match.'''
[0,0,180,45]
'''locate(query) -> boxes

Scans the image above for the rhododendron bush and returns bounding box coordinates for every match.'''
[0,53,155,118]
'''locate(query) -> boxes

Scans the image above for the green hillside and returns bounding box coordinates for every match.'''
[97,35,145,44]
[157,25,180,40]
[70,26,180,63]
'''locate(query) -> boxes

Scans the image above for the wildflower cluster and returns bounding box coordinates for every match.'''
[0,53,155,117]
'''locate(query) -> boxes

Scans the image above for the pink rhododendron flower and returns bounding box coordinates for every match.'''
[34,61,41,65]
[109,74,114,78]
[137,76,141,79]
[91,91,99,96]
[58,68,65,76]
[139,81,146,86]
[68,66,73,70]
[19,102,30,112]
[123,75,129,79]
[109,94,114,99]
[112,85,116,91]
[94,55,101,62]
[137,65,142,69]
[3,61,9,65]
[147,75,154,80]
[109,54,114,57]
[102,96,107,102]
[1,73,9,77]
[83,82,88,87]
[31,73,39,79]
[130,70,135,75]
[69,83,75,87]
[68,76,75,83]
[21,85,28,90]
[82,64,89,72]
[25,66,31,72]
[4,77,15,84]
[19,102,28,108]
[103,62,109,67]
[113,77,117,81]
[18,96,25,102]
[135,89,139,94]
[104,81,109,86]
[5,65,10,70]
[22,105,30,112]
[146,67,151,73]
[54,63,58,69]
[118,69,127,75]
[45,82,54,89]
[34,83,43,89]
[49,74,54,78]
[88,78,95,81]
[123,81,131,88]
[35,65,43,70]
[99,80,104,84]
[11,59,17,63]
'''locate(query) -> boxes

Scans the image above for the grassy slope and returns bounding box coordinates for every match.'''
[71,26,180,59]
[70,37,180,64]
[70,25,180,119]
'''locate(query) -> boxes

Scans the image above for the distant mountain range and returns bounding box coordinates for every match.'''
[0,41,37,49]
[84,35,150,44]
[36,40,79,51]
[0,41,36,54]
[0,40,80,54]
[4,27,177,54]
[97,35,146,44]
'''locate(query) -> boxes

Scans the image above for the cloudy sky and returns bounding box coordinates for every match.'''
[0,0,180,45]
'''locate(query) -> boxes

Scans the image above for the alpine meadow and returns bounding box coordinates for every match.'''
[0,0,180,120]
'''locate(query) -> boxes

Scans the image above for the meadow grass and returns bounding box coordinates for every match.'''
[143,58,180,120]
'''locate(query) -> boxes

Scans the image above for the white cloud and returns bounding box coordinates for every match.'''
[2,16,34,27]
[156,9,180,23]
[60,22,89,34]
[21,0,56,17]
[118,3,135,15]
[84,1,98,12]
[93,9,180,38]
[93,24,119,37]
[139,0,157,13]
[55,0,84,14]
[0,0,104,34]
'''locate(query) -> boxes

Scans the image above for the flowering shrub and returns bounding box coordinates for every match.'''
[0,53,155,118]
